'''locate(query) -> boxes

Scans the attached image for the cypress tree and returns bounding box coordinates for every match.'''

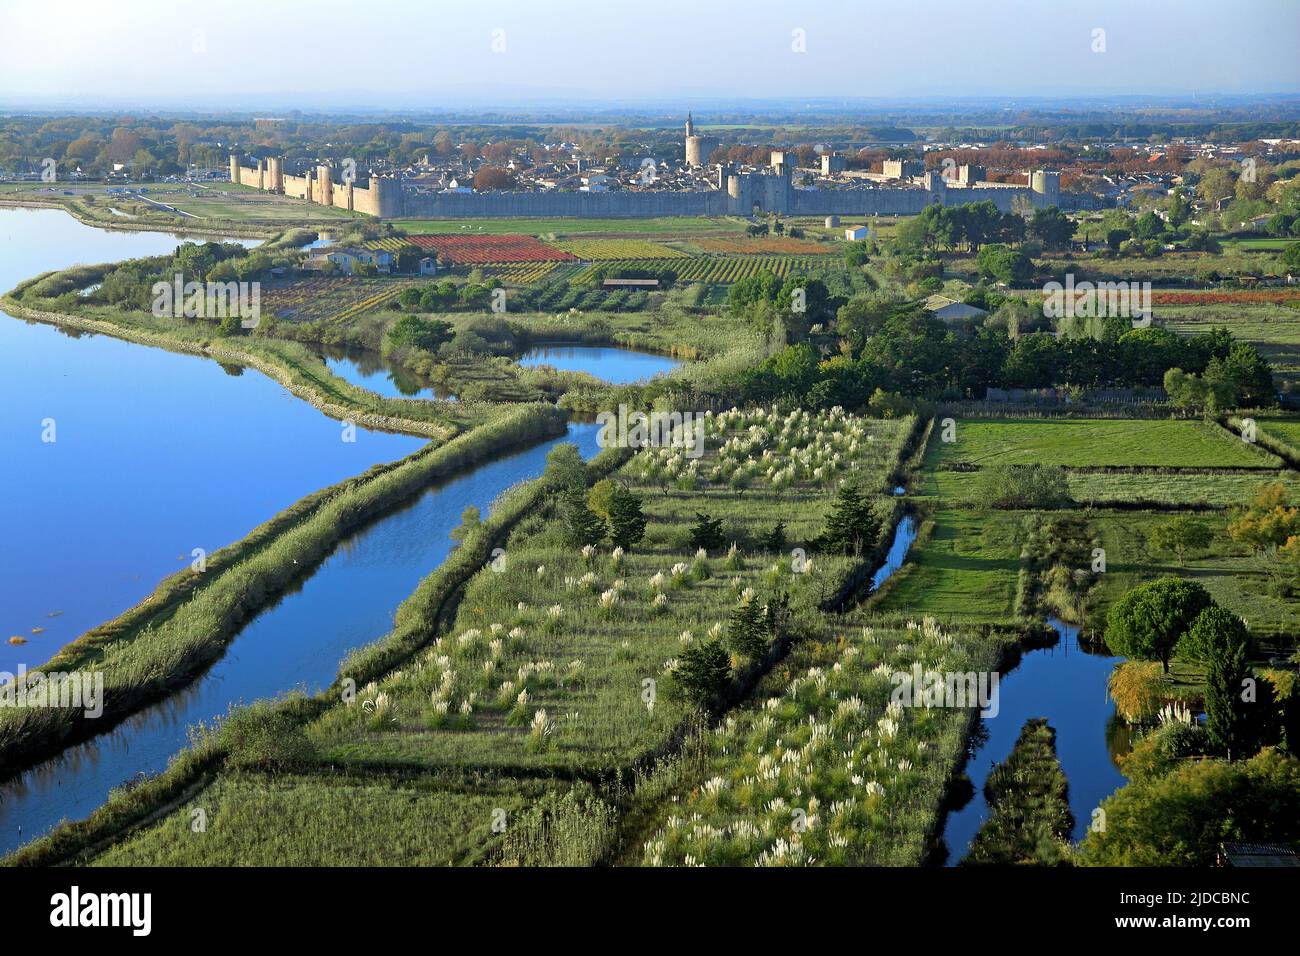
[607,485,647,550]
[820,478,879,555]
[563,489,607,548]
[1205,642,1250,758]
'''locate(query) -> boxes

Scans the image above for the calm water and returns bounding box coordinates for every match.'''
[0,207,425,673]
[869,515,916,592]
[0,421,602,855]
[861,510,1127,863]
[318,344,457,401]
[518,345,680,383]
[940,619,1127,863]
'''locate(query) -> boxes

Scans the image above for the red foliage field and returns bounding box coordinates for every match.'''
[1152,290,1300,306]
[406,234,577,264]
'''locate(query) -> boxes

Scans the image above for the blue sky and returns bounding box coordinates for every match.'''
[1,0,1297,107]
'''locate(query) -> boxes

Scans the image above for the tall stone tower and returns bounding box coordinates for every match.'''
[1030,170,1061,206]
[684,112,721,167]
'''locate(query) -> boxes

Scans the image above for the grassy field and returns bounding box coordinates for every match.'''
[636,615,1002,866]
[1257,416,1300,456]
[92,772,609,866]
[306,408,914,774]
[1087,511,1300,638]
[918,466,1300,507]
[1220,237,1300,251]
[873,508,1024,622]
[926,418,1280,470]
[899,416,1300,638]
[1163,304,1300,388]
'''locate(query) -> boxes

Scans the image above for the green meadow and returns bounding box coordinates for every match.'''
[926,418,1279,469]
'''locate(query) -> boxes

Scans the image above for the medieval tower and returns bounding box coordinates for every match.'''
[684,113,721,167]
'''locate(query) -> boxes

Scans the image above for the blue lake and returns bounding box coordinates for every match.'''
[518,344,681,383]
[0,208,425,675]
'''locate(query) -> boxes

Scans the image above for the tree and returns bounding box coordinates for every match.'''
[587,479,616,521]
[688,512,725,552]
[1163,367,1236,412]
[450,505,481,542]
[1227,482,1300,552]
[762,520,787,553]
[1282,242,1300,274]
[1205,641,1252,757]
[1105,228,1130,252]
[1220,341,1276,407]
[1148,515,1214,566]
[216,312,243,337]
[386,314,453,352]
[674,640,732,707]
[543,443,588,494]
[726,593,767,658]
[844,240,871,267]
[562,490,606,549]
[1167,190,1191,228]
[394,243,424,274]
[1104,578,1215,673]
[819,478,879,555]
[1133,210,1166,241]
[606,485,646,550]
[472,165,514,191]
[1028,207,1074,251]
[975,244,1033,285]
[1178,606,1250,664]
[1079,750,1300,866]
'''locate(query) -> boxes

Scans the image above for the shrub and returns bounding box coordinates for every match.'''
[1080,750,1300,866]
[218,702,316,770]
[688,512,726,552]
[977,463,1070,509]
[673,640,732,707]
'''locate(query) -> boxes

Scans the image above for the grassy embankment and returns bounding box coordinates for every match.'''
[0,180,360,239]
[0,404,568,781]
[4,261,477,439]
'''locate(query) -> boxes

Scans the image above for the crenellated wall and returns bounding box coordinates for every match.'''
[229,156,402,216]
[230,154,1082,220]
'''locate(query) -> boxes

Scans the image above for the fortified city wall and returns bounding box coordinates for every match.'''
[229,155,1072,220]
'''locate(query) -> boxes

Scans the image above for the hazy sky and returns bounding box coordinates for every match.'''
[2,0,1297,107]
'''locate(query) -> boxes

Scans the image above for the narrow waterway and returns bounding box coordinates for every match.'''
[859,504,1129,864]
[0,422,601,856]
[0,208,424,671]
[869,514,916,592]
[518,344,681,383]
[939,619,1127,863]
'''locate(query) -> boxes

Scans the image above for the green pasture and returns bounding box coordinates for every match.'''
[925,418,1279,470]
